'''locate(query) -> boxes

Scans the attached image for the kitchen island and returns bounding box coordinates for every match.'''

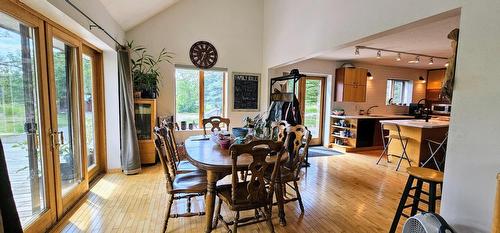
[379,118,449,170]
[330,114,414,152]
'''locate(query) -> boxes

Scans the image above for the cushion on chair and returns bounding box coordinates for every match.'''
[176,160,201,174]
[216,183,270,211]
[171,170,207,194]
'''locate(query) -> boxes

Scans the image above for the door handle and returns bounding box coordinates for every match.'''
[58,131,65,145]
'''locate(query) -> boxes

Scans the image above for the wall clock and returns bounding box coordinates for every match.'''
[189,41,218,69]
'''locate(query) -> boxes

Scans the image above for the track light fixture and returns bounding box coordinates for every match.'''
[419,76,426,83]
[367,72,373,80]
[354,46,448,66]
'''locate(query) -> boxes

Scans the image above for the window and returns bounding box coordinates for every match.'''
[386,79,413,105]
[175,68,226,128]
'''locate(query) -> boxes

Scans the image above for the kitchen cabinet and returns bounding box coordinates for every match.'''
[426,69,446,101]
[335,67,367,102]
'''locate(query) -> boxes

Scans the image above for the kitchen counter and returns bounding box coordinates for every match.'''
[379,119,450,129]
[331,114,415,120]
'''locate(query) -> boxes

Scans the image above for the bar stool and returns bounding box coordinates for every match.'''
[377,123,412,171]
[421,134,448,171]
[389,167,444,233]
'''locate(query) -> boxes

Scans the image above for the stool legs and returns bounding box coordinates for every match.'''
[395,139,411,171]
[428,182,437,213]
[410,180,423,216]
[390,176,414,233]
[377,138,392,165]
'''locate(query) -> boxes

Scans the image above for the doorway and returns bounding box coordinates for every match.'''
[298,76,326,145]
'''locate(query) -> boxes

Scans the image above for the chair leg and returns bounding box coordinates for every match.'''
[213,197,222,228]
[402,140,411,167]
[294,180,305,213]
[390,176,414,233]
[232,211,240,233]
[428,182,437,213]
[164,194,174,233]
[377,138,392,164]
[264,205,275,233]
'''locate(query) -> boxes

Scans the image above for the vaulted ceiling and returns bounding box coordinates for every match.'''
[99,0,180,31]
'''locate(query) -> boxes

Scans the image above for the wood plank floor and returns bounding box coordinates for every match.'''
[51,150,440,233]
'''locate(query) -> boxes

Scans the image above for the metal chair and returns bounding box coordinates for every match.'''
[421,134,448,171]
[376,122,412,171]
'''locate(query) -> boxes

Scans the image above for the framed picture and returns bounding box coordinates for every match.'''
[232,72,260,111]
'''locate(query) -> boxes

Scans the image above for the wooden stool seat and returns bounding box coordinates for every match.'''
[407,167,444,183]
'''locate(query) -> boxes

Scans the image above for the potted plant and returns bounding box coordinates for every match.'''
[128,41,173,99]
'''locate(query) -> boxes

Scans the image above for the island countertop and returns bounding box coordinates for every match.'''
[379,119,450,129]
[331,114,415,120]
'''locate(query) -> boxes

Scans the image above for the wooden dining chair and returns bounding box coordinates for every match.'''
[213,140,285,233]
[202,116,230,135]
[271,125,311,213]
[153,136,207,233]
[155,127,199,174]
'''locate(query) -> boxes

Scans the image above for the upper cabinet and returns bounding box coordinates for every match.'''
[335,67,367,102]
[426,69,446,102]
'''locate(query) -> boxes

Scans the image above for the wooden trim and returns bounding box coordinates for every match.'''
[300,77,326,145]
[199,70,205,127]
[493,173,500,233]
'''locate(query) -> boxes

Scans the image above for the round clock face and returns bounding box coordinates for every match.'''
[189,41,218,69]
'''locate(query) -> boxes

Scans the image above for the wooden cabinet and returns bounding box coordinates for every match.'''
[335,67,367,102]
[426,69,446,101]
[134,98,157,164]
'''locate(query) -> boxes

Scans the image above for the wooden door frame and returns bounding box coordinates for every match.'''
[45,23,90,218]
[298,76,326,146]
[0,1,57,232]
[82,44,106,180]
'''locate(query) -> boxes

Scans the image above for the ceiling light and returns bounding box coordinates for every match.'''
[367,72,373,80]
[355,47,360,56]
[396,53,401,61]
[429,57,434,65]
[445,62,449,67]
[376,50,381,59]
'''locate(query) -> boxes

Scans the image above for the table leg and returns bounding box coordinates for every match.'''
[275,167,287,226]
[205,171,217,233]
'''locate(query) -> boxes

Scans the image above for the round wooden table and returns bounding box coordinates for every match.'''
[184,136,288,233]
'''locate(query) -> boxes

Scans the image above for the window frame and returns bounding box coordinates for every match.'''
[386,79,413,105]
[174,67,227,129]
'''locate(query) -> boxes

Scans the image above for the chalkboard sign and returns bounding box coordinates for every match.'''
[232,72,260,111]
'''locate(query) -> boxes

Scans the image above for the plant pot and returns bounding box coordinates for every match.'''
[141,90,156,99]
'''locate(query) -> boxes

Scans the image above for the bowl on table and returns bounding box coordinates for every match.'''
[232,127,249,138]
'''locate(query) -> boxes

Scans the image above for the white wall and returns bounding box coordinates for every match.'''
[263,0,500,232]
[333,62,427,116]
[21,0,124,170]
[126,0,264,139]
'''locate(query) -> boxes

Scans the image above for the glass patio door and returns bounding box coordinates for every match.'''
[0,4,56,232]
[46,25,88,216]
[298,77,325,145]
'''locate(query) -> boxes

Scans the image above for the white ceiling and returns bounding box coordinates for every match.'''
[316,15,460,69]
[99,0,180,31]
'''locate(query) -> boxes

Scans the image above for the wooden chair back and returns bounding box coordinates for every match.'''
[283,125,311,177]
[202,116,230,135]
[153,129,174,191]
[229,140,284,204]
[271,121,288,142]
[155,127,179,174]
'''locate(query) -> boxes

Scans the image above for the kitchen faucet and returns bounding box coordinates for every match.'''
[366,105,379,115]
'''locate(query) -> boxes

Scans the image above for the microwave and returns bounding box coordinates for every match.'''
[431,104,452,115]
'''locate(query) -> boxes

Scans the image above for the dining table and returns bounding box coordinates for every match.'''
[184,135,289,233]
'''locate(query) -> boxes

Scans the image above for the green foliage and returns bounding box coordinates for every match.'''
[127,41,173,98]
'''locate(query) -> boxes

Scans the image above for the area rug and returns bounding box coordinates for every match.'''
[307,146,344,158]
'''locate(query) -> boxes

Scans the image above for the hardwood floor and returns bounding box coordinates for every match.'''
[51,150,440,233]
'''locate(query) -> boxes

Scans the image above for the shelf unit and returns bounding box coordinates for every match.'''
[329,117,358,152]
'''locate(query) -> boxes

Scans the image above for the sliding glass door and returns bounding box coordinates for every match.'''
[46,25,88,217]
[0,2,57,232]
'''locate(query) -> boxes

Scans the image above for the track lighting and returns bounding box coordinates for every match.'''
[355,47,360,56]
[396,53,401,61]
[377,50,381,59]
[445,62,449,67]
[354,46,448,65]
[429,57,434,65]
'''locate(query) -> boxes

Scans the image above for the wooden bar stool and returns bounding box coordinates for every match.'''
[389,167,444,233]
